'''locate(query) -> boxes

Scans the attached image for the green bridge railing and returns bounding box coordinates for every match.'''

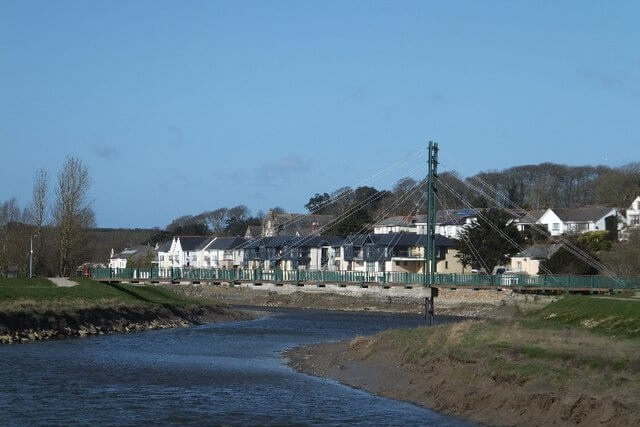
[89,267,640,290]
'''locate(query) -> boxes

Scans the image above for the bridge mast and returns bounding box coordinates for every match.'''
[424,141,439,325]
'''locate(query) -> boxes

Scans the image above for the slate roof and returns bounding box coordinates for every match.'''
[156,241,172,252]
[519,209,547,224]
[376,232,458,248]
[344,233,382,246]
[178,236,214,251]
[514,244,562,260]
[345,232,456,248]
[250,235,343,249]
[244,225,262,238]
[552,207,614,222]
[112,246,155,259]
[207,237,246,250]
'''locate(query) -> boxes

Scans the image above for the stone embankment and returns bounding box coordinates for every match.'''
[170,283,555,317]
[0,304,254,344]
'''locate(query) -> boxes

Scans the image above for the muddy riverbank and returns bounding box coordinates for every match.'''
[285,299,640,426]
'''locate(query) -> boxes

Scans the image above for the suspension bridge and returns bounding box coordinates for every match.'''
[89,267,640,292]
[90,141,640,307]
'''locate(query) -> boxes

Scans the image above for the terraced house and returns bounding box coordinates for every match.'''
[156,236,212,269]
[341,232,462,274]
[241,236,343,271]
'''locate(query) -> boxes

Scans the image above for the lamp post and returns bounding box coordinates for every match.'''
[29,234,38,278]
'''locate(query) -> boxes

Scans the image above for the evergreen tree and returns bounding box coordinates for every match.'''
[456,209,524,273]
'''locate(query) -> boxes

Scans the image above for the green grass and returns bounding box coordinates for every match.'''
[0,278,221,308]
[527,295,640,338]
[349,296,640,394]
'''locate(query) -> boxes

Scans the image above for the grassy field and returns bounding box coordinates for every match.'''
[350,296,640,395]
[0,278,222,309]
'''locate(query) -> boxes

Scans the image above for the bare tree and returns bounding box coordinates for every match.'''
[27,169,48,275]
[53,157,94,276]
[0,197,22,276]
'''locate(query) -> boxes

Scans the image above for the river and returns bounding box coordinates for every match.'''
[0,308,471,426]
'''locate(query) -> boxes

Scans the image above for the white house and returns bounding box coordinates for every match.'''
[374,210,479,238]
[537,207,618,236]
[625,196,640,229]
[109,246,155,269]
[156,236,213,269]
[201,237,246,269]
[373,216,421,234]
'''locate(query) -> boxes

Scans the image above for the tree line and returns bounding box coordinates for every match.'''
[3,159,639,277]
[0,157,94,277]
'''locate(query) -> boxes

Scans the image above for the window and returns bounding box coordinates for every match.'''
[552,223,560,231]
[516,261,522,271]
[445,261,449,269]
[631,215,640,226]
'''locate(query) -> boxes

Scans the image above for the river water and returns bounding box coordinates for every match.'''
[0,308,470,426]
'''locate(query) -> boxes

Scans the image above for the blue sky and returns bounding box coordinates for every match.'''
[1,1,639,228]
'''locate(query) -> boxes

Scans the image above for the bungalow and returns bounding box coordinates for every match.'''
[510,243,562,275]
[537,207,618,237]
[156,236,213,269]
[109,246,156,269]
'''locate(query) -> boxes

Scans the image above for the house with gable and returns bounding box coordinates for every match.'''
[625,196,640,230]
[156,236,213,268]
[510,243,562,275]
[374,209,481,239]
[239,235,343,271]
[537,206,618,237]
[201,236,246,269]
[341,232,462,274]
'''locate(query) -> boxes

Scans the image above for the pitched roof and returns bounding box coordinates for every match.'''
[519,209,547,224]
[514,243,562,260]
[207,237,246,250]
[345,232,457,248]
[178,236,214,251]
[156,241,172,252]
[111,246,155,259]
[552,207,615,222]
[244,225,262,238]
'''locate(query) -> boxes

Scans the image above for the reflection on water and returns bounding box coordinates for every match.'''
[0,308,471,426]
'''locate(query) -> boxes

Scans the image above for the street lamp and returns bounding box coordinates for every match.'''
[29,234,39,278]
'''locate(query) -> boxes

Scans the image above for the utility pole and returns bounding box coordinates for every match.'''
[424,141,439,325]
[29,234,38,278]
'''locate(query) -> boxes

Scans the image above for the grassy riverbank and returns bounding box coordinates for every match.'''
[0,278,251,343]
[287,295,640,426]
